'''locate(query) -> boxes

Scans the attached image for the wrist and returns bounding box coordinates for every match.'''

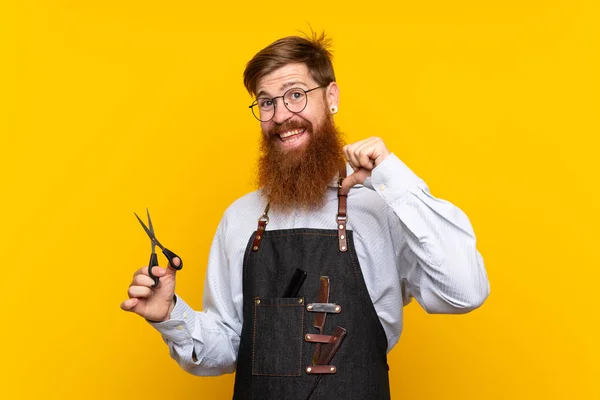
[146,295,177,323]
[166,295,177,319]
[161,294,177,322]
[374,149,391,168]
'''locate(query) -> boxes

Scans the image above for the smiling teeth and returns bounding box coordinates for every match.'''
[280,129,303,139]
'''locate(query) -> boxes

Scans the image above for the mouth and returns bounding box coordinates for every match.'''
[276,128,308,149]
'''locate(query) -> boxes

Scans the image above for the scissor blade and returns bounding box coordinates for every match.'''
[146,208,155,237]
[134,212,155,240]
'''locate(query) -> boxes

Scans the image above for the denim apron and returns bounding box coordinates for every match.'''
[233,175,391,399]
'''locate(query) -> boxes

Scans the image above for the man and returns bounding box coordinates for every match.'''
[121,33,490,399]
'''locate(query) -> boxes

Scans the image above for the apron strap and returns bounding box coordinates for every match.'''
[251,203,270,252]
[337,166,349,252]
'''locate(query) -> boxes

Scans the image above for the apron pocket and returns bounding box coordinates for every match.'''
[252,296,305,376]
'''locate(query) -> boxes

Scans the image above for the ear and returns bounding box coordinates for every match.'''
[326,82,340,112]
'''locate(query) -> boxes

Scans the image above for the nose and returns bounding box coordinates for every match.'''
[271,100,294,124]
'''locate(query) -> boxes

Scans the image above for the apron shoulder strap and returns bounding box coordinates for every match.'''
[337,165,349,252]
[251,203,270,252]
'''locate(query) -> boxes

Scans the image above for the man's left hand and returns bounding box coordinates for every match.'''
[342,137,391,191]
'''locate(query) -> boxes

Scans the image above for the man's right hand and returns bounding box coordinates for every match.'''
[120,257,180,322]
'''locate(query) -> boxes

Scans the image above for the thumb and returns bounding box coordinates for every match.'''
[341,169,371,192]
[166,257,181,274]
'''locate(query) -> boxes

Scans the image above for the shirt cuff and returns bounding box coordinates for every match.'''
[147,294,197,344]
[367,153,426,202]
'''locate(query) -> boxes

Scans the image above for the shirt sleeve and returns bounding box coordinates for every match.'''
[148,217,242,376]
[365,153,490,314]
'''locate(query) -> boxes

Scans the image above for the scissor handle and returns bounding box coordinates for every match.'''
[148,253,160,287]
[163,248,183,271]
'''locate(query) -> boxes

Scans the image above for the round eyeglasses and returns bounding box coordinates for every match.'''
[249,86,325,122]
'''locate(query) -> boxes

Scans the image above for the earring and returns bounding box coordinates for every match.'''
[330,105,338,114]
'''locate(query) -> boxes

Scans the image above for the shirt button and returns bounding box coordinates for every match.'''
[183,312,188,319]
[379,184,386,191]
[177,325,184,331]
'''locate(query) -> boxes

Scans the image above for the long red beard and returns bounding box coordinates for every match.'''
[257,113,345,210]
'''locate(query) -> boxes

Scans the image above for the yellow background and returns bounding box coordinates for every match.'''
[1,1,598,399]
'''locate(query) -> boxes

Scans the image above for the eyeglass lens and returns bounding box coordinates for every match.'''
[252,88,308,122]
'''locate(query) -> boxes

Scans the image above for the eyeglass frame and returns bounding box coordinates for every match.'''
[248,85,326,122]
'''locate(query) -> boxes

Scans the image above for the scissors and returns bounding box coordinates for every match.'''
[134,208,183,287]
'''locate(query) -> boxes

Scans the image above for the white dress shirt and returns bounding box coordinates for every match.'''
[150,153,490,376]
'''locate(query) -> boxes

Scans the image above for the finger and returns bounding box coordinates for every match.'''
[133,266,148,277]
[343,143,361,170]
[132,273,156,287]
[363,137,390,167]
[144,266,167,279]
[354,142,377,170]
[133,265,167,278]
[345,138,376,169]
[120,297,139,311]
[167,257,181,271]
[149,266,167,277]
[372,147,389,167]
[128,285,153,299]
[341,173,359,192]
[163,259,180,279]
[341,169,371,191]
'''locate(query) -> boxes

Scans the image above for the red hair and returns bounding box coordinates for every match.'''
[243,32,336,96]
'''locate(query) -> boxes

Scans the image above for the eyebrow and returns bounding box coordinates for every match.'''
[256,80,308,99]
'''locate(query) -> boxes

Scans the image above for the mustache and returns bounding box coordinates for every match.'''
[267,119,313,136]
